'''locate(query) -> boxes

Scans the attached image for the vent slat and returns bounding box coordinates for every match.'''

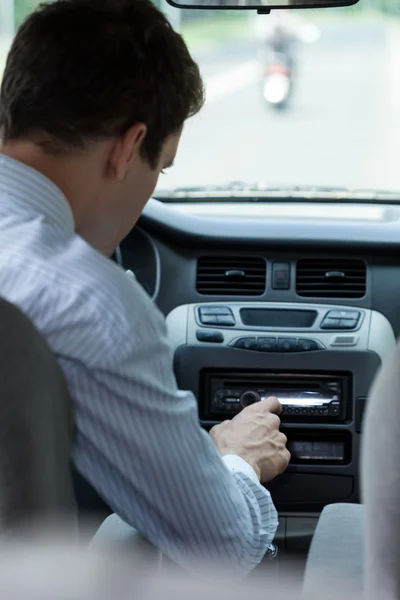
[297,283,365,287]
[298,271,364,275]
[199,269,266,273]
[197,277,265,283]
[197,256,266,296]
[296,259,366,299]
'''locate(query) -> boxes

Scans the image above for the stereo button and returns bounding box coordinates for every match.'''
[216,315,235,326]
[196,330,224,343]
[321,318,341,329]
[298,339,319,352]
[240,391,261,407]
[235,337,257,350]
[199,306,235,326]
[338,319,358,329]
[278,338,298,352]
[199,306,232,316]
[257,337,277,351]
[200,315,218,325]
[327,310,360,320]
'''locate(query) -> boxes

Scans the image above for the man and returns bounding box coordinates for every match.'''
[0,0,290,574]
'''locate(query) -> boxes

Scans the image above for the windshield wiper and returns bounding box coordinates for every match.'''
[154,183,400,202]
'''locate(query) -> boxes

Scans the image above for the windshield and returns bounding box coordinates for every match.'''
[1,1,400,196]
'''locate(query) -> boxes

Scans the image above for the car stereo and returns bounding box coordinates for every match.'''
[204,371,351,422]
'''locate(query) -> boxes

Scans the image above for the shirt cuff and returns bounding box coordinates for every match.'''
[221,455,260,485]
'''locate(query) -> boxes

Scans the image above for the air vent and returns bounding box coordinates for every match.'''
[197,256,266,296]
[296,259,366,299]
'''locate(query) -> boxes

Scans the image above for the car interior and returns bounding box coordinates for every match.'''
[1,0,400,594]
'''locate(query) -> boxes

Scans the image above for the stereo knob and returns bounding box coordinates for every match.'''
[240,391,261,408]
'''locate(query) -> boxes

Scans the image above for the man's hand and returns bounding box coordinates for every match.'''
[210,397,290,483]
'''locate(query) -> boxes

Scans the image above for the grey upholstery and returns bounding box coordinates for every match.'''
[302,503,364,598]
[361,343,400,600]
[0,294,163,562]
[304,342,400,600]
[0,297,76,533]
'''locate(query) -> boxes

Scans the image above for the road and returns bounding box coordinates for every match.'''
[158,18,400,195]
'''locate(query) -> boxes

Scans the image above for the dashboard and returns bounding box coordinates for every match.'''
[116,197,400,553]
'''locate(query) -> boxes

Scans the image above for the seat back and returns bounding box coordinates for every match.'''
[0,297,76,534]
[361,342,400,600]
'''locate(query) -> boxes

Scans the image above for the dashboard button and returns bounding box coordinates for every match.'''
[278,338,298,352]
[257,337,277,351]
[338,319,358,329]
[199,306,232,316]
[200,315,218,325]
[240,391,261,407]
[345,312,361,321]
[331,335,357,347]
[196,330,224,343]
[223,397,240,404]
[216,315,236,326]
[321,318,341,329]
[327,310,360,320]
[234,337,257,350]
[298,339,319,351]
[272,262,290,290]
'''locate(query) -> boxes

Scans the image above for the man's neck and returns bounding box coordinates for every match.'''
[0,142,115,256]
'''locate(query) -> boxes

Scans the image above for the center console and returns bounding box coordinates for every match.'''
[166,301,395,550]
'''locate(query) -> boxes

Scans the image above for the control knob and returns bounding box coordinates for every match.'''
[240,391,261,408]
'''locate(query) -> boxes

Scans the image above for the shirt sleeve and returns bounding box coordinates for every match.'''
[222,455,260,485]
[51,279,279,575]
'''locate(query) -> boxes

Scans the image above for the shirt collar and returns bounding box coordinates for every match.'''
[0,154,75,236]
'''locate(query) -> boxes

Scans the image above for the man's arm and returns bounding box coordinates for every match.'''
[53,283,279,574]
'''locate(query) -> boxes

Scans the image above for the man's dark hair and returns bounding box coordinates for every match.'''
[0,0,204,168]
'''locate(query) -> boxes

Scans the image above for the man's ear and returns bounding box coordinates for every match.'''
[106,123,147,182]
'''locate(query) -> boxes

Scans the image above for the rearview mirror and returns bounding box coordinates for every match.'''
[165,0,359,11]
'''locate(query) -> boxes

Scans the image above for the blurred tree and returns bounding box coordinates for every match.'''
[380,0,400,14]
[14,0,42,29]
[0,1,14,38]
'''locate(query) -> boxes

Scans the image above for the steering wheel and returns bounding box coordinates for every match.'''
[112,246,123,266]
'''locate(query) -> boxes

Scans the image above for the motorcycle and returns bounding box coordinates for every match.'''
[255,11,320,112]
[262,49,293,111]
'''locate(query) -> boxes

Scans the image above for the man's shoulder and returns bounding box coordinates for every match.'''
[64,237,163,329]
[0,230,168,361]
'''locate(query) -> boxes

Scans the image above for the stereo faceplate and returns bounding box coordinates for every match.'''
[205,371,351,422]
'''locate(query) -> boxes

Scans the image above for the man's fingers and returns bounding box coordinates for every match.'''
[242,395,282,415]
[283,448,291,465]
[260,395,282,415]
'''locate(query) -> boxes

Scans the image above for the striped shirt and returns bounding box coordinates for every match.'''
[0,154,278,574]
